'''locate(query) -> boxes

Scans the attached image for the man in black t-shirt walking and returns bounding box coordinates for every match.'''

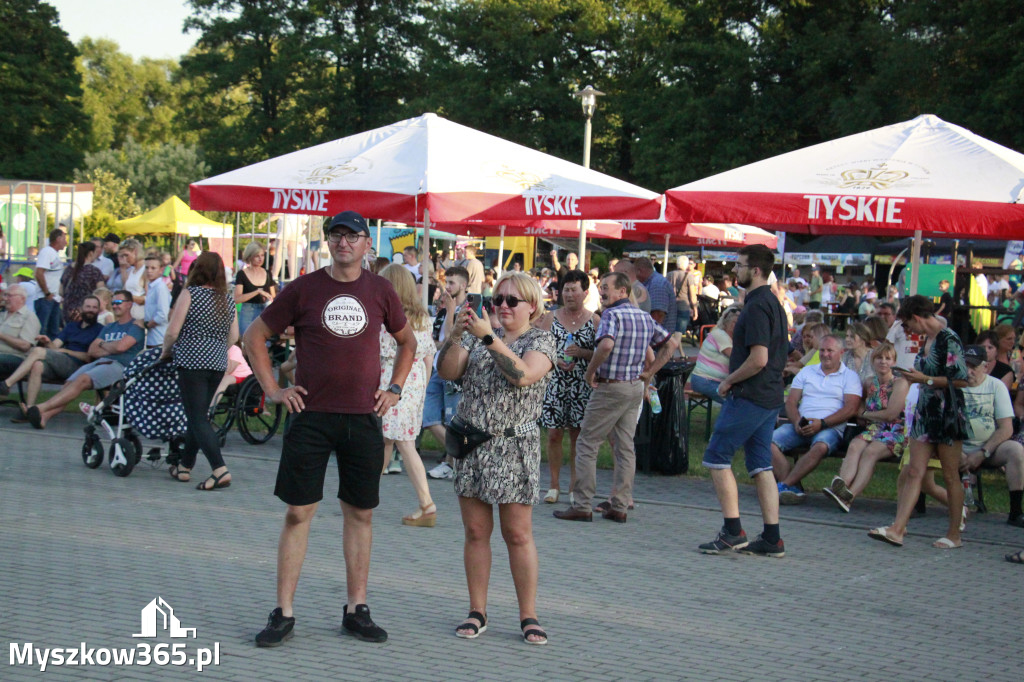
[698,244,790,558]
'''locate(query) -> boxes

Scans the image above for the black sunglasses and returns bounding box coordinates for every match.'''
[492,294,524,308]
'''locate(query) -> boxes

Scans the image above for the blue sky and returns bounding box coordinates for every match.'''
[50,0,198,61]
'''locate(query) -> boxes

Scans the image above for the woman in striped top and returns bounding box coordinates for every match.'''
[690,306,741,403]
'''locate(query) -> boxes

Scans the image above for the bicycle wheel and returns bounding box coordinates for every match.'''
[208,391,235,448]
[237,377,283,444]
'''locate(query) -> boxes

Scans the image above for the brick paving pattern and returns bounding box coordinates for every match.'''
[1,417,1022,681]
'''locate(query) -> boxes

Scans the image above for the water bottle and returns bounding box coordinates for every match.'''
[962,473,975,508]
[562,333,574,364]
[648,381,662,414]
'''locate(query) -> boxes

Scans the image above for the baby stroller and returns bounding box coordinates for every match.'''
[81,348,187,477]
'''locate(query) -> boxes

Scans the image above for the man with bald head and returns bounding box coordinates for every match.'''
[613,260,650,313]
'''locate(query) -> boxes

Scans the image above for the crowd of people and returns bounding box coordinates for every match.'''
[4,214,1023,652]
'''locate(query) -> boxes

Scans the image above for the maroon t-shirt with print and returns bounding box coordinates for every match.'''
[260,268,407,413]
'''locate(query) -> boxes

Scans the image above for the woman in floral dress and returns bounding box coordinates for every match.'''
[869,296,970,549]
[536,269,599,504]
[438,271,556,645]
[378,265,437,526]
[825,342,908,512]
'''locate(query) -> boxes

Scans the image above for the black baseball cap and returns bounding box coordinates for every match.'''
[964,345,986,367]
[325,211,370,236]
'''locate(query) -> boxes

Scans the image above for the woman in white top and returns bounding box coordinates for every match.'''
[116,239,147,321]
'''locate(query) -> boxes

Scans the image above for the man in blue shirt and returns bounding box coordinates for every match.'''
[635,257,677,334]
[25,291,144,429]
[0,295,103,406]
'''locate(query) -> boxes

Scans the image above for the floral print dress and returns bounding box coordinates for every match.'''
[539,316,595,429]
[908,328,971,445]
[858,375,905,456]
[378,324,436,441]
[453,326,557,505]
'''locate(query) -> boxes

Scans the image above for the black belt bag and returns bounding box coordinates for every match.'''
[445,415,536,460]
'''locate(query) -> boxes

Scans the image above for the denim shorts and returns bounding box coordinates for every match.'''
[689,373,724,405]
[771,422,844,456]
[702,396,780,475]
[67,359,125,390]
[421,370,461,428]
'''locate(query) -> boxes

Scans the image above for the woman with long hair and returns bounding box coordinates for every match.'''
[110,238,147,321]
[377,264,437,524]
[869,295,969,548]
[841,321,875,383]
[59,241,105,323]
[234,242,276,337]
[825,342,909,512]
[438,271,556,645]
[161,251,239,491]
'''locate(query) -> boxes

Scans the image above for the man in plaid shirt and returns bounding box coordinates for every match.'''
[554,272,679,523]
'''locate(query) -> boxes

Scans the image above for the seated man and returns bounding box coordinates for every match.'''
[0,295,103,406]
[23,291,144,429]
[772,334,862,504]
[0,284,43,380]
[959,345,1024,527]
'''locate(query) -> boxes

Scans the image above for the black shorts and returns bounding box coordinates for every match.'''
[274,411,384,509]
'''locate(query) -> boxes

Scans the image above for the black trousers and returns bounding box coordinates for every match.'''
[177,368,226,471]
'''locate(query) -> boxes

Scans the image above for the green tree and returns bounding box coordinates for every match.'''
[417,0,615,167]
[303,0,428,138]
[76,38,181,152]
[0,0,89,180]
[79,138,210,210]
[180,0,322,173]
[74,167,140,238]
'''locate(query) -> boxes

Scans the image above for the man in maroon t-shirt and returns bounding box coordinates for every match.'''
[245,210,416,647]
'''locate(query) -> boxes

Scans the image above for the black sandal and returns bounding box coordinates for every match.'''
[520,617,547,646]
[1005,550,1024,564]
[455,610,487,639]
[169,465,191,482]
[196,471,231,491]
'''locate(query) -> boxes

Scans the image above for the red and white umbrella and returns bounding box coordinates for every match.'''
[191,113,661,224]
[621,221,778,274]
[665,114,1024,239]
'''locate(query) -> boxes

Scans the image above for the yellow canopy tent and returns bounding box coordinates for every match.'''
[115,196,234,262]
[116,196,232,239]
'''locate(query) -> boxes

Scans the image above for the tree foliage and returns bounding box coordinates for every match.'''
[0,0,89,180]
[76,38,180,151]
[74,167,140,220]
[78,138,210,210]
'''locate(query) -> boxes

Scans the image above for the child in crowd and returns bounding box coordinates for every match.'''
[93,287,115,325]
[143,255,171,348]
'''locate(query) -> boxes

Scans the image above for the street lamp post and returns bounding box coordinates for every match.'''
[573,85,604,272]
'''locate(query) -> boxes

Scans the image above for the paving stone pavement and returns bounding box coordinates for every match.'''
[2,416,1023,681]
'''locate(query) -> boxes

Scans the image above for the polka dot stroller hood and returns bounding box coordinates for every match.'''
[123,348,187,439]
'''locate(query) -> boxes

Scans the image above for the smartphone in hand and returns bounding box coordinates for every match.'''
[466,293,483,317]
[798,417,810,428]
[893,366,911,375]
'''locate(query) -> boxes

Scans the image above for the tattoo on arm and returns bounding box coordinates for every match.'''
[489,348,525,382]
[436,337,456,367]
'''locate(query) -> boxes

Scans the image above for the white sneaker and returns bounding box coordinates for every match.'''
[387,456,403,474]
[427,462,454,480]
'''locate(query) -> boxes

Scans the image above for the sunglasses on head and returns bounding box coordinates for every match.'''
[112,299,128,305]
[491,294,524,308]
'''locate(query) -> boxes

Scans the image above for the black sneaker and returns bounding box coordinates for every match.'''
[698,527,749,554]
[738,534,785,558]
[255,607,295,647]
[1007,515,1024,529]
[342,604,388,643]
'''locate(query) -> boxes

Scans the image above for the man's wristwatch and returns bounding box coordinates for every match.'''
[926,377,935,387]
[982,448,992,459]
[387,383,402,397]
[482,334,495,346]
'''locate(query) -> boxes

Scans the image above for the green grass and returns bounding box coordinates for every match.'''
[420,405,1013,515]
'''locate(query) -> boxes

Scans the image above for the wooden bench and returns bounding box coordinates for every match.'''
[685,385,714,440]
